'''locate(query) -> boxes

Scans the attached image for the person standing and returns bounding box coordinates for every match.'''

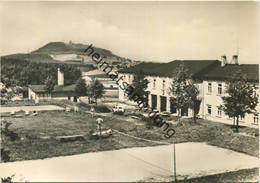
[96,117,103,138]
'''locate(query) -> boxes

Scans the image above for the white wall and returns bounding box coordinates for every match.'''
[118,73,197,117]
[118,72,259,125]
[203,80,259,124]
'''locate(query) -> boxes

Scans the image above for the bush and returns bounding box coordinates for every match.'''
[113,111,124,115]
[95,105,111,113]
[1,148,10,162]
[1,175,15,183]
[7,131,20,141]
[76,103,111,113]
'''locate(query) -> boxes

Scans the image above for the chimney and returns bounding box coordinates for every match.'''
[232,55,238,64]
[57,68,64,86]
[221,55,227,67]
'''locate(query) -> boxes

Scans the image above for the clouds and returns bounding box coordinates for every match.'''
[0,1,258,64]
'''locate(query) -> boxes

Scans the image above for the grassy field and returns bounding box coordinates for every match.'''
[2,103,258,162]
[173,168,258,183]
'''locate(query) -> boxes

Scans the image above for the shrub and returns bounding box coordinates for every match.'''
[76,103,111,113]
[113,111,124,115]
[1,148,10,162]
[95,105,111,113]
[7,131,20,141]
[1,175,15,183]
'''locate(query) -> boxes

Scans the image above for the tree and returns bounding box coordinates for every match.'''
[75,78,87,99]
[169,63,191,121]
[88,79,105,104]
[0,87,14,104]
[44,75,56,97]
[186,81,201,122]
[128,69,149,103]
[222,71,258,132]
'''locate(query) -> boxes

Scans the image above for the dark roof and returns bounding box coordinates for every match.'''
[118,60,221,78]
[204,64,259,82]
[88,73,110,78]
[29,84,76,93]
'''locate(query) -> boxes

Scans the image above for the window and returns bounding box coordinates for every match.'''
[218,83,222,95]
[208,83,212,93]
[254,87,259,97]
[162,80,165,95]
[153,79,156,89]
[217,108,222,117]
[207,105,212,115]
[254,114,259,124]
[240,115,245,121]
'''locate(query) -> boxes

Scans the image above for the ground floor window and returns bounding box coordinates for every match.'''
[151,94,157,109]
[181,106,188,116]
[240,115,245,121]
[160,96,167,112]
[254,115,259,124]
[170,98,177,114]
[207,105,211,115]
[217,106,222,117]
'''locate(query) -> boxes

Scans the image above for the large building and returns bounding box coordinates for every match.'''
[118,56,259,125]
[202,57,259,125]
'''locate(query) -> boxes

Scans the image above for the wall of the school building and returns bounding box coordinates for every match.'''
[203,80,259,124]
[118,73,258,125]
[118,73,200,117]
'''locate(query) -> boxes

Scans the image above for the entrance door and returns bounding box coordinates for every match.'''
[160,96,167,112]
[151,94,157,109]
[170,98,177,114]
[181,106,188,116]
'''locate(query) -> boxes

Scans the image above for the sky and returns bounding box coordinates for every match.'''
[0,1,259,64]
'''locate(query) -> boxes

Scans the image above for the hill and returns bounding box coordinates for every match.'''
[1,41,141,70]
[33,41,113,56]
[32,41,136,67]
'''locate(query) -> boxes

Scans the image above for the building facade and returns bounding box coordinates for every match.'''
[118,58,259,125]
[202,63,259,125]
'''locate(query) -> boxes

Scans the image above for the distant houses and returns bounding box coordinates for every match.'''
[82,69,118,98]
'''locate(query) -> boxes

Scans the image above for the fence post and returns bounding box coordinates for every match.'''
[173,142,177,182]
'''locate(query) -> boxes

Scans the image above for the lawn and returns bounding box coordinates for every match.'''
[2,105,258,162]
[173,168,258,183]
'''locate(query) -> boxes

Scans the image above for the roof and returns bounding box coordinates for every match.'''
[29,84,76,93]
[82,69,110,78]
[204,64,259,82]
[118,60,221,78]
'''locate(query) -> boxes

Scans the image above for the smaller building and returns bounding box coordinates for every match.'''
[28,68,78,103]
[28,84,78,103]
